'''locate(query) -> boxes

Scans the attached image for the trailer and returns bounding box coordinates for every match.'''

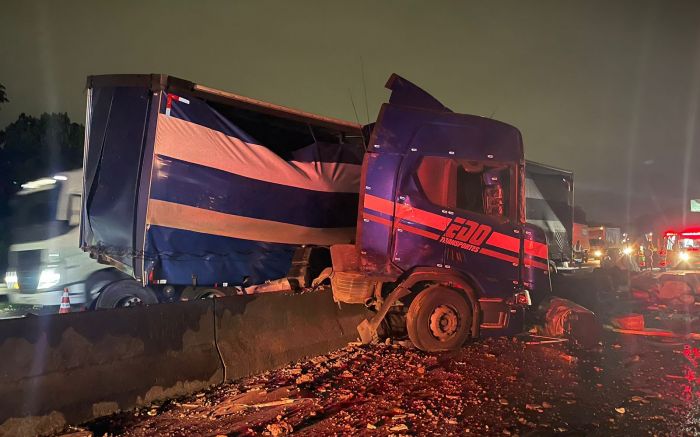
[524,161,574,268]
[81,73,551,351]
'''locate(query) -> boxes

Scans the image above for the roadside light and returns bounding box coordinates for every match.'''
[680,252,691,262]
[622,247,633,255]
[4,271,18,289]
[594,250,603,258]
[37,269,61,290]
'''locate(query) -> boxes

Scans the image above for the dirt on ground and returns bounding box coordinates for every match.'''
[63,269,700,436]
[71,331,695,436]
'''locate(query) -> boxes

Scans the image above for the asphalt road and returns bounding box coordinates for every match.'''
[71,274,699,437]
[74,333,695,436]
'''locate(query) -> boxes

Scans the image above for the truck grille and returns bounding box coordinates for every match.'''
[15,250,42,291]
[17,271,39,291]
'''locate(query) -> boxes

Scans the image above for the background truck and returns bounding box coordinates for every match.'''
[588,225,622,259]
[80,73,551,351]
[524,161,574,269]
[4,169,129,307]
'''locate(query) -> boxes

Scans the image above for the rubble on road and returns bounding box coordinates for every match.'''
[75,329,692,436]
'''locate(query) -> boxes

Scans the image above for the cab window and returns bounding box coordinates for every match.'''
[416,156,513,220]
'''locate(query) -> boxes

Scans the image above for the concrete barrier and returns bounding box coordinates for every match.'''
[0,299,221,437]
[0,289,369,436]
[214,290,370,380]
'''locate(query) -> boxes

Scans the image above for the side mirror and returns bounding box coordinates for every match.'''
[68,194,81,227]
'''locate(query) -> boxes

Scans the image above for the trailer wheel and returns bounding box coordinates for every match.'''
[406,285,472,352]
[95,280,158,309]
[180,287,229,300]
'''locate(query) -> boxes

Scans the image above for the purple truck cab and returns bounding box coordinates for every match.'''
[339,75,551,351]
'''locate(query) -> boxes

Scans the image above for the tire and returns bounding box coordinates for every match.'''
[180,287,229,301]
[95,279,159,309]
[85,268,130,306]
[406,285,473,352]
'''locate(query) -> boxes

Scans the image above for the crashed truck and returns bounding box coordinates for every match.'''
[81,73,551,351]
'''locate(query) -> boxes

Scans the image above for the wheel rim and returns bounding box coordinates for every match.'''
[428,304,460,341]
[118,295,143,308]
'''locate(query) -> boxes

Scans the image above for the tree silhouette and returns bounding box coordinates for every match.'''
[0,84,7,109]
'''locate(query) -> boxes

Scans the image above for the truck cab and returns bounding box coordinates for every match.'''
[332,75,551,351]
[4,170,127,308]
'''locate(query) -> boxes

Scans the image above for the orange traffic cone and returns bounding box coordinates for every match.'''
[59,288,71,314]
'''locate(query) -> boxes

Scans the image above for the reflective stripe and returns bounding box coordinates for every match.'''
[363,212,391,227]
[363,193,395,216]
[395,203,452,231]
[154,115,361,193]
[363,194,451,231]
[524,257,549,271]
[479,248,519,265]
[486,232,520,254]
[147,199,355,245]
[396,222,441,240]
[524,239,548,259]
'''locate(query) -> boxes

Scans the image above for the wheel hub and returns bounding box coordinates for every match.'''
[429,305,460,341]
[119,296,143,308]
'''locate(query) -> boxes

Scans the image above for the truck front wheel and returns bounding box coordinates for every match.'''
[406,285,472,352]
[95,280,159,309]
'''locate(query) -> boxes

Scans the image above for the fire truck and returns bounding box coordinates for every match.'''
[660,228,700,270]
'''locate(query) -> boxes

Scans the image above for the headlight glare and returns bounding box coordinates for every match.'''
[4,271,18,289]
[37,269,61,290]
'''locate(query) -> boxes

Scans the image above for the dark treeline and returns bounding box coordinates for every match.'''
[0,84,84,273]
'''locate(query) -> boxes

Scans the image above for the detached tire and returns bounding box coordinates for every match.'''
[406,285,473,352]
[95,279,158,309]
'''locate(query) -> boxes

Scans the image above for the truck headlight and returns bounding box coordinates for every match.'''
[680,252,690,262]
[37,269,61,290]
[594,250,602,258]
[4,271,18,289]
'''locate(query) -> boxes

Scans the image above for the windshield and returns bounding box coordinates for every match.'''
[679,238,700,249]
[8,186,69,244]
[590,239,604,248]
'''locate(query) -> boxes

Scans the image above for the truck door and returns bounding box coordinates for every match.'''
[405,155,522,298]
[389,154,453,271]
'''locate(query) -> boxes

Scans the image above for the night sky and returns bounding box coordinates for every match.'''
[2,0,699,226]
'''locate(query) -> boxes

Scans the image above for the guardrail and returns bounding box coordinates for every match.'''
[0,290,368,437]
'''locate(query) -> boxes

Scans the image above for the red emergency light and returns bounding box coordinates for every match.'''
[681,227,700,238]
